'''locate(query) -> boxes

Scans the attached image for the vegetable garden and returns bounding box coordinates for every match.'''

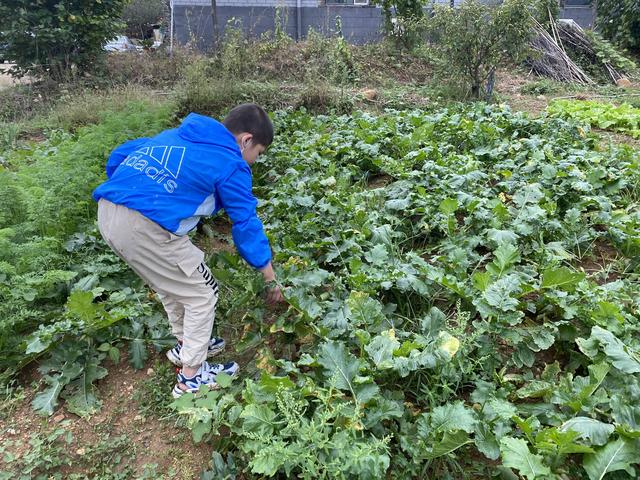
[2,97,639,479]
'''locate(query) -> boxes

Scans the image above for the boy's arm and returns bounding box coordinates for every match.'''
[106,138,150,178]
[216,166,273,270]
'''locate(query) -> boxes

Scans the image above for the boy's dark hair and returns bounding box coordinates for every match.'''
[223,103,274,147]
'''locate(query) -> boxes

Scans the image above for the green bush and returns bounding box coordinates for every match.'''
[597,0,640,52]
[372,0,426,49]
[0,0,128,80]
[427,0,537,100]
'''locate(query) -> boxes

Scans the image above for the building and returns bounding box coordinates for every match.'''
[171,0,596,49]
[558,0,595,29]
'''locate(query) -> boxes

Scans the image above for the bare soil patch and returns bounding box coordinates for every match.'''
[0,351,211,479]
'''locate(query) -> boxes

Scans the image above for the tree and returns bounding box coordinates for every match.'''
[596,0,640,52]
[426,0,537,99]
[0,0,128,79]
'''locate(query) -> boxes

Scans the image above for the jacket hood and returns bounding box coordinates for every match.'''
[178,113,241,153]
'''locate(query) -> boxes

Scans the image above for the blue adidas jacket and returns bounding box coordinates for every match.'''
[93,113,272,269]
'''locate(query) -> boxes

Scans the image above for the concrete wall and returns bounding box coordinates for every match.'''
[559,6,596,29]
[173,4,387,48]
[172,1,597,50]
[176,0,317,7]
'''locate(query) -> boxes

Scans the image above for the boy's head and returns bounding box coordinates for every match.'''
[223,103,273,165]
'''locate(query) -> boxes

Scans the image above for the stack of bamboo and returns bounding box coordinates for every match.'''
[528,18,594,85]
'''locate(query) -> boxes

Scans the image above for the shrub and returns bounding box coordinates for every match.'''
[426,0,537,99]
[372,0,426,49]
[597,0,640,52]
[0,0,128,80]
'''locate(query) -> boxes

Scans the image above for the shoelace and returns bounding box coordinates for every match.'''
[199,361,216,384]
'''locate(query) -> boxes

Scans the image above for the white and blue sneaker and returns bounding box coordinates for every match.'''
[172,361,240,398]
[166,337,226,367]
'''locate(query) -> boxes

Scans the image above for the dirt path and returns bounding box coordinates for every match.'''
[0,351,212,479]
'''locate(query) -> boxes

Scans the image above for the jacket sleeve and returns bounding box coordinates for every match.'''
[106,138,150,178]
[217,166,272,269]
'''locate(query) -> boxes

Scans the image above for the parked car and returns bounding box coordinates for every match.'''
[104,35,142,53]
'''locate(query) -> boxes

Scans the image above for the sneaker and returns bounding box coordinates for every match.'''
[207,361,240,377]
[171,361,240,398]
[166,337,226,367]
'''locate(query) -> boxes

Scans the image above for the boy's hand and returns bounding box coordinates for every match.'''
[260,262,285,305]
[265,284,284,305]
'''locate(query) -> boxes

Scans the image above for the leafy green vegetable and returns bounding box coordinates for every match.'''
[500,437,551,480]
[583,438,638,480]
[548,100,640,139]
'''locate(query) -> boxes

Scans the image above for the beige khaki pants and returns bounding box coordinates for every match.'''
[97,199,218,368]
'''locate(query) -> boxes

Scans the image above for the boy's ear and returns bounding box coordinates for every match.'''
[236,132,253,144]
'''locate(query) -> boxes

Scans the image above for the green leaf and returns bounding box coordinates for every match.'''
[583,438,637,480]
[129,338,148,369]
[66,290,97,321]
[439,197,458,215]
[63,358,108,417]
[472,271,492,292]
[393,340,421,357]
[430,401,476,433]
[500,437,551,480]
[74,273,99,291]
[317,340,359,393]
[192,418,212,443]
[354,381,380,404]
[541,266,585,291]
[487,228,519,245]
[534,427,594,455]
[240,404,278,436]
[258,372,295,392]
[215,372,233,388]
[108,346,120,364]
[26,336,50,354]
[289,268,330,288]
[516,380,552,399]
[484,275,521,312]
[364,244,390,265]
[425,430,472,459]
[487,243,520,277]
[32,376,64,416]
[250,449,284,476]
[588,327,640,374]
[475,423,500,460]
[560,417,614,446]
[365,330,400,368]
[346,291,386,327]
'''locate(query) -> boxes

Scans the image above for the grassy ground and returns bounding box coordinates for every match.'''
[0,39,639,479]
